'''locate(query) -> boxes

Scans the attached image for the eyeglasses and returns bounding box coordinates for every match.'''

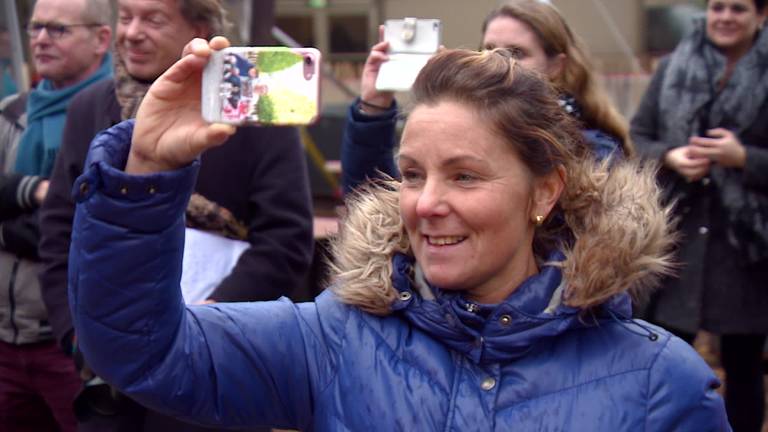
[25,22,101,40]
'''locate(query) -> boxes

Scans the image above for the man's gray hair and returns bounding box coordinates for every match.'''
[179,0,230,37]
[81,0,114,26]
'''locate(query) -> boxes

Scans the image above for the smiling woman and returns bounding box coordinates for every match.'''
[631,0,768,429]
[66,38,731,431]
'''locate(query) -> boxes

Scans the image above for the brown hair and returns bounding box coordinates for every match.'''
[482,0,634,157]
[410,48,589,254]
[331,49,674,314]
[178,0,230,37]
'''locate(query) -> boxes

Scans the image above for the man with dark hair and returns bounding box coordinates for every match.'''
[0,0,112,431]
[38,0,313,430]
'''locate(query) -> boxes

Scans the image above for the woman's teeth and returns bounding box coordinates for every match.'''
[428,236,465,246]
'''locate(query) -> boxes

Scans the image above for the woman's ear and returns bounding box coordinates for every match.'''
[546,53,567,81]
[531,165,565,220]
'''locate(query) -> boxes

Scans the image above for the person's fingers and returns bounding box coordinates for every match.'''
[680,165,710,181]
[378,24,385,43]
[367,50,389,66]
[369,40,390,56]
[687,146,716,160]
[181,37,208,57]
[209,35,230,51]
[187,123,236,156]
[689,136,720,148]
[157,45,211,87]
[705,128,730,138]
[205,123,236,146]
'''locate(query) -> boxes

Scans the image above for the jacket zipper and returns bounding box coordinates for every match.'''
[8,258,19,344]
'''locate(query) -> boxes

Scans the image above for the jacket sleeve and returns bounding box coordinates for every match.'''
[0,174,43,219]
[0,211,40,259]
[70,121,339,430]
[208,126,314,302]
[630,59,671,162]
[38,91,94,351]
[341,98,400,195]
[741,115,768,190]
[645,335,731,431]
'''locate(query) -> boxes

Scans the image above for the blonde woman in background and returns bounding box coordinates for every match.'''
[341,0,633,194]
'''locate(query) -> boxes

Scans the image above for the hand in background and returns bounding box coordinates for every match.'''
[664,145,711,182]
[126,37,236,175]
[33,180,49,205]
[359,25,395,114]
[688,128,747,168]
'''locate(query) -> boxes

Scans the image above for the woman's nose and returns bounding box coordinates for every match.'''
[415,179,450,218]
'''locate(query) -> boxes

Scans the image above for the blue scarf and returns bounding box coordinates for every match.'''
[14,52,113,176]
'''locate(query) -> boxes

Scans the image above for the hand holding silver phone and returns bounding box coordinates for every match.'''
[375,18,441,92]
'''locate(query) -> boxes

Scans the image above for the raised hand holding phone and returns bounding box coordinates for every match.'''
[127,37,236,175]
[358,26,395,114]
[374,18,441,92]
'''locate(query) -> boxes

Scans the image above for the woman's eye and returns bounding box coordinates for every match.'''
[731,5,748,13]
[401,170,424,183]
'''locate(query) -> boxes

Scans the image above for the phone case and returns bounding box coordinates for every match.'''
[202,47,321,126]
[375,18,441,92]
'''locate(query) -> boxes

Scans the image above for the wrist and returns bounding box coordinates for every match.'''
[126,150,172,175]
[358,98,393,115]
[734,145,747,168]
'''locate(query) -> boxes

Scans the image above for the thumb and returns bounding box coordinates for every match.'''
[706,128,729,138]
[202,123,236,149]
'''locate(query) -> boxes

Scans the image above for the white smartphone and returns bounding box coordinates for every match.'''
[375,18,441,92]
[202,46,321,126]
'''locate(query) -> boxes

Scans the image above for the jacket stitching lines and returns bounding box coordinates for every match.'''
[496,366,654,412]
[354,313,451,397]
[644,334,672,432]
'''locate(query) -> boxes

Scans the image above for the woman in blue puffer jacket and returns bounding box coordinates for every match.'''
[68,37,730,431]
[342,0,633,195]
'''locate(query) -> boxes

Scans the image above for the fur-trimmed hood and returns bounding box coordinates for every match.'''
[330,159,675,318]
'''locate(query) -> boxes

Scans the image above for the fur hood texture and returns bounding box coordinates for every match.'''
[330,160,675,316]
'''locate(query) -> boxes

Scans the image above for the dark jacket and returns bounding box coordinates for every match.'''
[0,92,52,345]
[38,78,314,351]
[631,58,768,334]
[68,120,730,431]
[341,98,620,195]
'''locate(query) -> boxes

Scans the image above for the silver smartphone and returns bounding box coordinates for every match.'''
[375,18,442,92]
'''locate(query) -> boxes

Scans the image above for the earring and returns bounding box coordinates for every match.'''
[534,215,544,226]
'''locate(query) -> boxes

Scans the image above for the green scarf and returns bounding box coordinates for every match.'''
[14,52,112,176]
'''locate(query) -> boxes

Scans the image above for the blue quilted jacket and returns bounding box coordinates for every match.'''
[69,121,729,431]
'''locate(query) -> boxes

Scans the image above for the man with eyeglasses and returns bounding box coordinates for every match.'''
[35,0,312,431]
[0,0,112,431]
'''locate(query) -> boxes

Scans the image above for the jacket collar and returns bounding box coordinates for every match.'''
[389,252,632,364]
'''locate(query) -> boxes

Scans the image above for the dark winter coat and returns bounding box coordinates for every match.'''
[631,52,768,335]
